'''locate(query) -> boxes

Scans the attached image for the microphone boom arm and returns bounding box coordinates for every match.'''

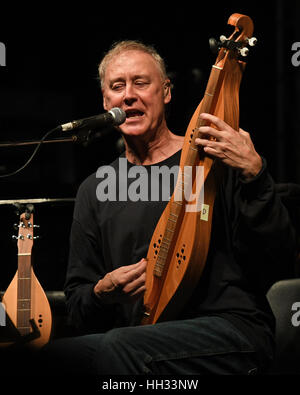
[0,108,126,178]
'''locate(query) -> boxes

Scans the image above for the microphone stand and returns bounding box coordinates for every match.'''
[0,128,99,148]
[0,126,119,178]
[0,137,76,148]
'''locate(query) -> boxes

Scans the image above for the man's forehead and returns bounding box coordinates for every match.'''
[105,50,161,78]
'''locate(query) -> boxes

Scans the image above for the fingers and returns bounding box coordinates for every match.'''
[194,133,227,159]
[199,112,235,132]
[122,258,147,273]
[115,259,147,300]
[94,258,147,304]
[113,258,147,287]
[195,115,262,177]
[122,272,146,302]
[118,260,146,296]
[195,113,238,141]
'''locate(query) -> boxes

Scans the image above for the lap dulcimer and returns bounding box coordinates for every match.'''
[1,206,52,348]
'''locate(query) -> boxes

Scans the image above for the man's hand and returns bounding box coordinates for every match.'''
[195,113,262,181]
[93,258,147,304]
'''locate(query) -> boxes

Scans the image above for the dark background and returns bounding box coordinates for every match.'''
[0,1,299,292]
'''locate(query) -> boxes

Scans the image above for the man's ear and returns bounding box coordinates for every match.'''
[102,90,108,111]
[163,80,171,104]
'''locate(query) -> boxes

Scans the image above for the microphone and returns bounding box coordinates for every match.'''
[60,107,126,132]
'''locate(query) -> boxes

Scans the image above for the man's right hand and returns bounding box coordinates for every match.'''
[93,258,147,304]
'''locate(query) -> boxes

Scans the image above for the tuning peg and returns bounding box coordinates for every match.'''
[33,236,40,240]
[209,38,219,54]
[13,223,25,229]
[33,224,40,228]
[219,35,228,43]
[247,37,257,47]
[239,47,249,57]
[12,235,24,240]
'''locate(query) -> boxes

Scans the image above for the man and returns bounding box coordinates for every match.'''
[44,40,296,375]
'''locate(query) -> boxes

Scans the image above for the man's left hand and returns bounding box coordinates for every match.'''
[194,113,262,181]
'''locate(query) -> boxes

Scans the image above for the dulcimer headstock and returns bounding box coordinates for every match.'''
[12,205,39,255]
[209,13,257,70]
[17,212,34,255]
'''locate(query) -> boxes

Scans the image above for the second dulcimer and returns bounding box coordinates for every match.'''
[1,208,52,348]
[141,13,256,325]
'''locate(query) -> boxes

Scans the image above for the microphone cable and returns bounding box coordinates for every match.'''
[0,108,126,178]
[0,126,60,178]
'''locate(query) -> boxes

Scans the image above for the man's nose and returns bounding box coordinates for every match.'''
[124,84,137,106]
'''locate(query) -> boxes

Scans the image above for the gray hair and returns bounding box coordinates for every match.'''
[98,40,168,88]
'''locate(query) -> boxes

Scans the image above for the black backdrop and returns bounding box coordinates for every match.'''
[0,1,299,292]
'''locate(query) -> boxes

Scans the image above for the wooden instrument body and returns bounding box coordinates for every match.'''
[143,165,218,324]
[142,13,254,325]
[1,212,52,348]
[142,103,219,324]
[2,270,52,348]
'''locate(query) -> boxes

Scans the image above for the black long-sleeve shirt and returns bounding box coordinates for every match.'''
[64,149,296,354]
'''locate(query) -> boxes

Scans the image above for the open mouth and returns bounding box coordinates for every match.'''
[125,109,145,119]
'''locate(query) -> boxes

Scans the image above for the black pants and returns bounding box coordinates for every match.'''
[40,316,274,376]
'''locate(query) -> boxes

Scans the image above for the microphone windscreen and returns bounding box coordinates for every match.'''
[109,108,126,125]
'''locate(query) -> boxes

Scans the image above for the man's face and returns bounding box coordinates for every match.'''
[102,50,171,137]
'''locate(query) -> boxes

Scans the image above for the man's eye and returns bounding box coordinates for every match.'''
[112,84,124,91]
[135,80,148,87]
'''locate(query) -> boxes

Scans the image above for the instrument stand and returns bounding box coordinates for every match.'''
[0,315,40,349]
[9,318,41,350]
